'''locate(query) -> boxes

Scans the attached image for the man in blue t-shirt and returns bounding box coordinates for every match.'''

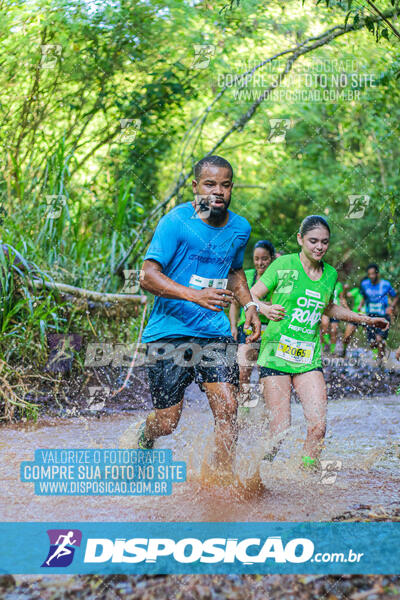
[360,263,398,363]
[136,155,261,473]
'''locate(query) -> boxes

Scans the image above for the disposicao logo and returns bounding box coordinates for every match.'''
[83,536,314,564]
[42,529,82,567]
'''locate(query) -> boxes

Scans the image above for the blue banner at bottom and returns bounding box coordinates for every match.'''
[1,522,399,574]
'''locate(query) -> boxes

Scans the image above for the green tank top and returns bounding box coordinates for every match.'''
[237,268,269,327]
[257,253,337,373]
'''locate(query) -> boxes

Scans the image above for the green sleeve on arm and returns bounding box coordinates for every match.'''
[259,260,279,294]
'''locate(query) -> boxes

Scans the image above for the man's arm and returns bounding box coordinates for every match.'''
[228,298,241,340]
[228,267,260,342]
[227,267,253,307]
[140,259,234,312]
[387,287,398,314]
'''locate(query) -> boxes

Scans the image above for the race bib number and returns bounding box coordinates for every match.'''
[189,274,228,290]
[368,302,385,315]
[276,334,315,364]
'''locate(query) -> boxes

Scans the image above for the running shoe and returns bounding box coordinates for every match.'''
[137,421,154,450]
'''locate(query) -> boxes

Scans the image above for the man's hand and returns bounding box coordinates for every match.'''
[386,306,394,317]
[192,288,234,312]
[243,306,261,342]
[369,316,389,331]
[396,347,400,361]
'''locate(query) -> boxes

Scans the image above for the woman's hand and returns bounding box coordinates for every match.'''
[261,303,286,321]
[368,316,389,331]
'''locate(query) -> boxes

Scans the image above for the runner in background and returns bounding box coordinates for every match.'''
[251,215,388,469]
[320,280,348,355]
[341,282,365,357]
[229,240,275,411]
[137,155,261,475]
[359,264,398,364]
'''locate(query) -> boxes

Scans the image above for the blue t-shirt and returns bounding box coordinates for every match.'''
[142,202,251,342]
[360,278,396,316]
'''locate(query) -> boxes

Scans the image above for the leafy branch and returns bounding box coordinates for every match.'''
[114,5,398,273]
[222,0,400,40]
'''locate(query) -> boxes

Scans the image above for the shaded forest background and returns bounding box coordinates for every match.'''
[0,0,399,379]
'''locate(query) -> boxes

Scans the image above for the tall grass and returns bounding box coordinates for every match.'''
[0,139,148,419]
[9,140,142,293]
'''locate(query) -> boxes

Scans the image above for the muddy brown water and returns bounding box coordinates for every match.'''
[1,389,399,522]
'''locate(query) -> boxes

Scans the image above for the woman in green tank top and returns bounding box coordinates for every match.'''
[251,215,388,469]
[229,240,275,409]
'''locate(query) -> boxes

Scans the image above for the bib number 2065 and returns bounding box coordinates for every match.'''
[276,335,315,364]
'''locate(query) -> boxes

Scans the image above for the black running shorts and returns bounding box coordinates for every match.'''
[145,336,239,409]
[259,366,323,378]
[365,314,390,342]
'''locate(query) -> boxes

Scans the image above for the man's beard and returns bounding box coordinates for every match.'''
[194,194,229,225]
[208,203,228,225]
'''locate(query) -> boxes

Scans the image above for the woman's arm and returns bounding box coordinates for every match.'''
[339,289,349,310]
[324,302,389,329]
[251,280,286,321]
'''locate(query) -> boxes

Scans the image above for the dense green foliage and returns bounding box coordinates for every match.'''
[0,0,399,367]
